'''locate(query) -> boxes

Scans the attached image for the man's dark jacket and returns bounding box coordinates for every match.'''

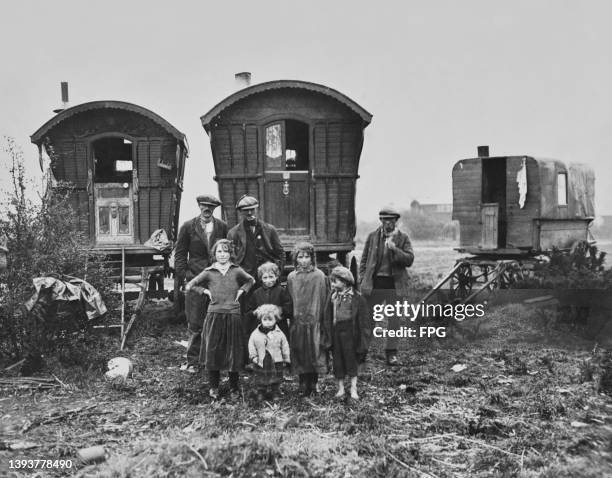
[174,217,228,281]
[227,220,284,273]
[359,227,414,297]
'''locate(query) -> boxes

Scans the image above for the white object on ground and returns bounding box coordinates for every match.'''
[77,446,107,464]
[570,421,588,428]
[451,364,467,372]
[105,357,133,379]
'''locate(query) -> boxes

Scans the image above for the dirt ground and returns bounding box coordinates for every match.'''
[2,297,612,477]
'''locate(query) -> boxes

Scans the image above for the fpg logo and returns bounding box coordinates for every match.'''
[419,327,446,338]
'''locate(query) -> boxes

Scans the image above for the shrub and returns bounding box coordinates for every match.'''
[510,243,612,331]
[513,243,611,290]
[0,137,114,366]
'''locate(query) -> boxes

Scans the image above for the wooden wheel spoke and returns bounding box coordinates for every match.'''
[450,263,473,299]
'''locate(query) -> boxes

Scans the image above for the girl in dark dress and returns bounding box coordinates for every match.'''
[244,262,292,340]
[185,239,254,399]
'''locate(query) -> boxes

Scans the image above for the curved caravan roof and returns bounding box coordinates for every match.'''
[200,80,373,131]
[31,100,188,151]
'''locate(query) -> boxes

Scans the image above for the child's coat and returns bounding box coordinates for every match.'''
[322,289,372,378]
[287,267,329,374]
[248,325,290,367]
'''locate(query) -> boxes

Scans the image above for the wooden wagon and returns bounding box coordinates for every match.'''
[423,146,596,303]
[31,100,188,345]
[200,80,372,276]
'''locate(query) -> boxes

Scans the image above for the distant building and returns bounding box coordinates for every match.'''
[410,201,453,222]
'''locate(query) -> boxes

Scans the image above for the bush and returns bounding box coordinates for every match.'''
[510,243,612,332]
[0,137,114,366]
[513,243,610,290]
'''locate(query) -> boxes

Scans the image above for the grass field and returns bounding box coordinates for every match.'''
[2,240,612,477]
[2,298,612,476]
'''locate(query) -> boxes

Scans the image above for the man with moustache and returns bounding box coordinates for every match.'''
[175,195,227,373]
[227,195,284,282]
[359,206,414,366]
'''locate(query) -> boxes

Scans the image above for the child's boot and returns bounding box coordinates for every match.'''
[256,388,265,402]
[303,375,313,397]
[311,373,319,395]
[271,384,281,400]
[228,372,240,400]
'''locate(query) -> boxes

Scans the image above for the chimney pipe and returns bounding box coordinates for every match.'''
[234,72,251,89]
[477,145,489,157]
[53,82,69,113]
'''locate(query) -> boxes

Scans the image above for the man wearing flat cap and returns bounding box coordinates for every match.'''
[227,194,284,280]
[359,206,414,366]
[175,194,228,372]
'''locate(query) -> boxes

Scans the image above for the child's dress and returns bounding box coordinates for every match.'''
[193,263,254,371]
[248,325,290,389]
[286,266,329,374]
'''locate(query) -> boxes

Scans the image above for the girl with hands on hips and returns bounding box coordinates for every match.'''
[185,239,255,400]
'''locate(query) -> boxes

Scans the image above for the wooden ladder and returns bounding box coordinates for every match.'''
[119,247,150,350]
[91,247,150,350]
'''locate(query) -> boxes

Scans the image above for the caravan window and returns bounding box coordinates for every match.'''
[92,137,133,182]
[264,120,309,171]
[557,173,568,206]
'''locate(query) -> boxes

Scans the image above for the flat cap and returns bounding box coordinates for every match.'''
[196,195,221,207]
[379,206,400,219]
[236,194,259,210]
[330,265,355,286]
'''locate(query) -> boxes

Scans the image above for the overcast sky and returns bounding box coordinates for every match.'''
[1,0,611,222]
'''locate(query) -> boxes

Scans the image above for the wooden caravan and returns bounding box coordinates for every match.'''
[201,80,372,269]
[420,147,596,306]
[31,101,188,255]
[452,147,595,255]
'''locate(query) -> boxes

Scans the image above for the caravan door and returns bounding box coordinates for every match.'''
[262,121,310,237]
[480,203,499,249]
[94,183,134,244]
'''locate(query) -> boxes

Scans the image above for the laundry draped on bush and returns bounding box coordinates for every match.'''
[23,276,107,320]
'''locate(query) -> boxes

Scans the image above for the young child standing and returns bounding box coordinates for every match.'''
[286,242,329,396]
[248,304,291,400]
[185,239,254,399]
[245,262,292,340]
[323,266,372,400]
